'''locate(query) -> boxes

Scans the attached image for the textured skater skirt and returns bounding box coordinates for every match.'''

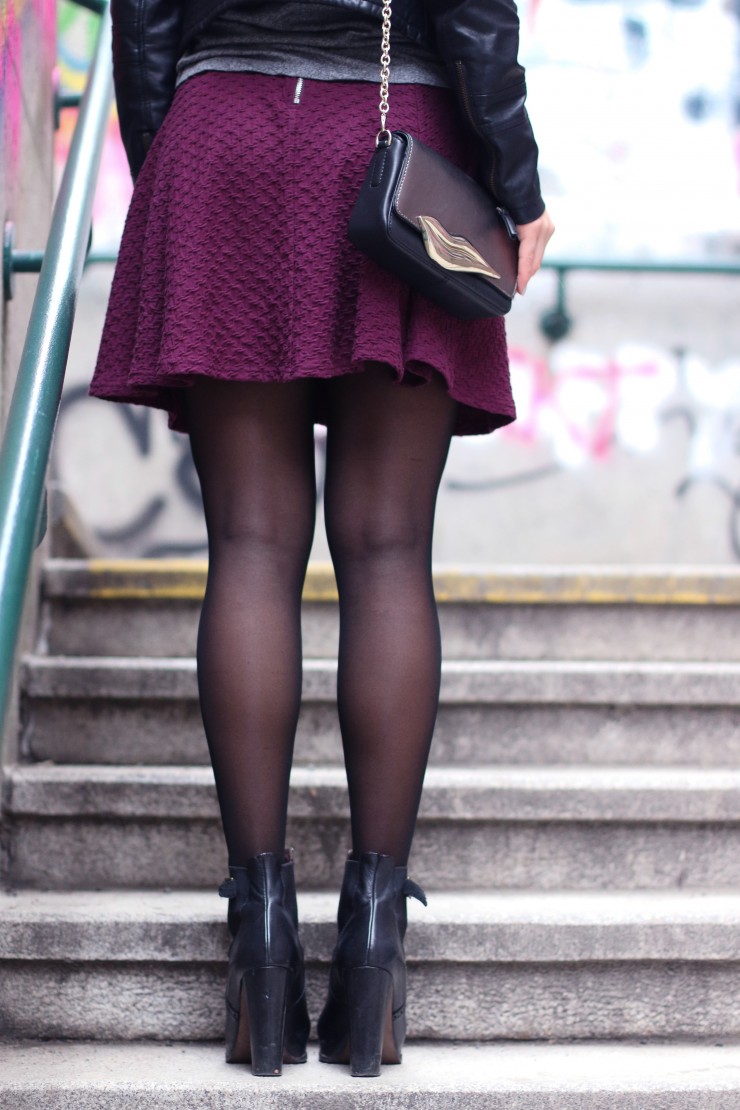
[90,70,516,437]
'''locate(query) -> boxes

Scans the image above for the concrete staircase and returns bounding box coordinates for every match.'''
[2,559,740,1106]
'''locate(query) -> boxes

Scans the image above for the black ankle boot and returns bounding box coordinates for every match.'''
[218,851,310,1076]
[317,852,427,1077]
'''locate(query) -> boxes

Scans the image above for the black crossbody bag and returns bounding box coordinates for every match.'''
[348,0,520,319]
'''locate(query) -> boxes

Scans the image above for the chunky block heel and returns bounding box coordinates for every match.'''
[348,965,395,1077]
[244,965,290,1076]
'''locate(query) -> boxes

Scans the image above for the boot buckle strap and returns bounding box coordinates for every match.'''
[402,878,427,906]
[219,877,237,899]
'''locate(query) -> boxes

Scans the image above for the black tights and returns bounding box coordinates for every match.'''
[186,364,456,867]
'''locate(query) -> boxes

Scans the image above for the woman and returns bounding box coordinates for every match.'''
[91,0,554,1079]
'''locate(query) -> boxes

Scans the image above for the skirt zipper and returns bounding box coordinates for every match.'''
[293,77,304,105]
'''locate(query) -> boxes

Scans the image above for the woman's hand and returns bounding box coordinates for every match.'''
[515,210,555,295]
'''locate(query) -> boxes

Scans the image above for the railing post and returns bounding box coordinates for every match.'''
[540,267,572,341]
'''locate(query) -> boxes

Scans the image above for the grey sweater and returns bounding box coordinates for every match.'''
[176,0,449,88]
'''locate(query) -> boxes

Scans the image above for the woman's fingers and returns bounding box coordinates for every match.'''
[515,210,555,295]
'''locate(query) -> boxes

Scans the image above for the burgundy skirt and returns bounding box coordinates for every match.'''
[90,71,516,437]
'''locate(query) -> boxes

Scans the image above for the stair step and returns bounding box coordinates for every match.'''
[25,656,740,704]
[8,561,740,1056]
[4,888,740,961]
[3,889,740,1041]
[3,1040,740,1108]
[9,763,740,821]
[42,559,740,661]
[46,560,740,604]
[21,656,740,767]
[6,764,740,890]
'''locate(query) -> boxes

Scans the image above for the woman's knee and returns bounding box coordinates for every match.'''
[326,504,429,570]
[207,501,315,570]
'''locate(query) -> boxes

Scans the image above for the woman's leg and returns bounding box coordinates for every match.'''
[323,364,457,865]
[185,377,316,863]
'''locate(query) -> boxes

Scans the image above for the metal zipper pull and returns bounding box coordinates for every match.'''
[293,77,304,105]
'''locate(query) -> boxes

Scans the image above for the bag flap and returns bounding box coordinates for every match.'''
[393,134,518,297]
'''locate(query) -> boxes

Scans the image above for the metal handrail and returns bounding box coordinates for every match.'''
[0,2,112,748]
[73,253,740,277]
[543,258,740,275]
[539,257,740,340]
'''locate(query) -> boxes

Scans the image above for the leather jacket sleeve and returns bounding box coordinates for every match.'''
[111,0,183,181]
[423,0,545,225]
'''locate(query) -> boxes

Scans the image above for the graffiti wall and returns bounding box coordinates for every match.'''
[0,0,56,226]
[0,0,56,425]
[54,0,740,563]
[442,311,740,563]
[57,270,740,563]
[523,0,740,259]
[1,0,55,201]
[56,0,131,248]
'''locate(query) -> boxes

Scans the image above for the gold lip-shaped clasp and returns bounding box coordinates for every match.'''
[417,214,501,281]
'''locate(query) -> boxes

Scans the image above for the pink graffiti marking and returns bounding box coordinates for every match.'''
[1,0,56,186]
[1,2,22,177]
[507,346,662,462]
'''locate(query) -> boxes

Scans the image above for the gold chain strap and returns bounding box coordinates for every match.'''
[377,0,392,146]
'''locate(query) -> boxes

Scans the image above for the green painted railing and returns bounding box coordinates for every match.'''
[540,257,740,340]
[0,1,111,750]
[20,251,732,346]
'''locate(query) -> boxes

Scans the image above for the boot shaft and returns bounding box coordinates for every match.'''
[220,851,304,969]
[334,852,425,970]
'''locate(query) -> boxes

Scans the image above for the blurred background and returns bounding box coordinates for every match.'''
[54,0,740,563]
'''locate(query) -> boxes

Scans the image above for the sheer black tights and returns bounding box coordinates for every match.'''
[186,365,456,867]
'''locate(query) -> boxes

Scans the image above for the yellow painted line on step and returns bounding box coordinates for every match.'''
[76,560,740,605]
[431,569,740,605]
[302,565,340,601]
[85,560,340,601]
[86,559,209,599]
[433,579,729,606]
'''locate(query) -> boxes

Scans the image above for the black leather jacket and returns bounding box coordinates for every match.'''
[111,0,545,223]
